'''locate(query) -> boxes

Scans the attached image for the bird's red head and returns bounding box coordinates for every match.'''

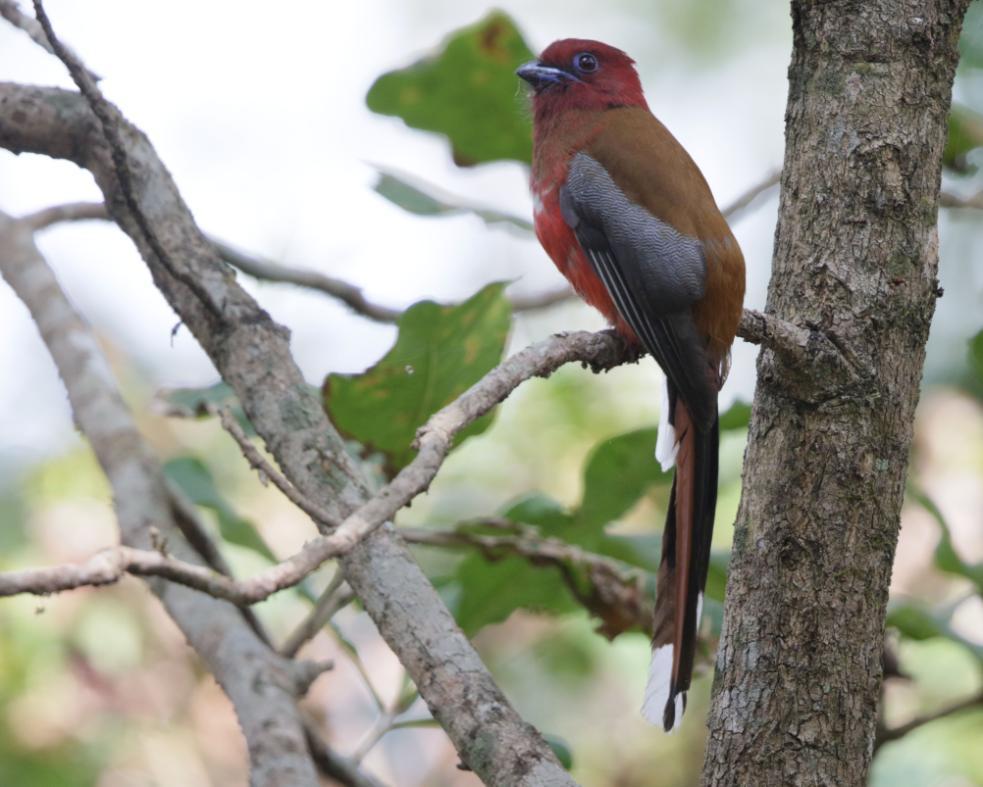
[517,39,648,119]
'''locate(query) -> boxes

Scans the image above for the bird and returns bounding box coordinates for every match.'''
[517,39,745,732]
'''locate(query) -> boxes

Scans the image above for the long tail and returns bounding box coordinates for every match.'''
[643,385,719,732]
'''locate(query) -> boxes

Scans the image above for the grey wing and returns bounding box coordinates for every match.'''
[561,152,715,427]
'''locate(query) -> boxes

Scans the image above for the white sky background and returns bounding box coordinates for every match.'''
[0,1,976,473]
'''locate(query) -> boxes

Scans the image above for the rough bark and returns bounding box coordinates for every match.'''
[703,2,970,786]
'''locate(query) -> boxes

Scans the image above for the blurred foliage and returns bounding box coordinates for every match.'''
[544,733,574,770]
[164,456,277,562]
[366,11,534,166]
[911,487,983,593]
[944,104,983,174]
[323,282,512,473]
[373,166,533,232]
[445,399,747,637]
[158,381,258,436]
[971,328,983,384]
[958,1,983,70]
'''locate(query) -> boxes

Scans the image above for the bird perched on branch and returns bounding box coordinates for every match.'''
[518,39,745,732]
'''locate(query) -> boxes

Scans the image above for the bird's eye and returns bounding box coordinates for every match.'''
[573,52,598,73]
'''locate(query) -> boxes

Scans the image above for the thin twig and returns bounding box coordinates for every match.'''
[32,0,222,318]
[0,0,100,79]
[352,673,418,763]
[215,239,403,323]
[874,691,983,750]
[17,198,404,322]
[0,312,814,608]
[940,189,983,210]
[21,200,106,230]
[214,406,339,528]
[721,170,781,220]
[280,570,353,657]
[0,205,323,783]
[402,524,651,638]
[327,619,388,714]
[166,480,273,646]
[304,723,391,787]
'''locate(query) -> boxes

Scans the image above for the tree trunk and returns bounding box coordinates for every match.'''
[702,2,970,785]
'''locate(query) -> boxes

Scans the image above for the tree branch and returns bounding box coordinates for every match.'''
[305,724,391,787]
[720,170,781,221]
[403,523,652,638]
[14,195,864,382]
[0,0,99,80]
[0,329,629,605]
[0,76,577,785]
[214,405,340,527]
[874,691,983,750]
[280,571,354,658]
[939,189,983,210]
[21,199,107,230]
[0,208,321,785]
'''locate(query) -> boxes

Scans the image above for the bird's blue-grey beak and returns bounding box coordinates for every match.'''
[516,60,575,90]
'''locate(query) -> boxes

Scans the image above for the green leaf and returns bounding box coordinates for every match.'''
[158,381,257,436]
[887,602,948,641]
[944,104,983,174]
[163,457,276,562]
[577,428,669,530]
[705,550,730,603]
[909,487,983,593]
[719,399,752,431]
[453,552,580,634]
[543,733,574,770]
[366,11,535,166]
[452,493,579,634]
[970,329,983,384]
[373,167,533,232]
[504,492,575,531]
[323,283,511,472]
[886,602,983,664]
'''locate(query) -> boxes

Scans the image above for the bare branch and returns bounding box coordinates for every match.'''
[0,208,320,785]
[940,189,983,210]
[0,305,831,612]
[0,542,321,604]
[17,199,405,321]
[21,199,106,230]
[0,0,99,79]
[0,81,577,784]
[304,723,391,787]
[721,170,781,220]
[403,523,651,638]
[215,239,403,323]
[33,0,227,321]
[214,406,340,528]
[875,691,983,750]
[0,330,631,605]
[280,570,353,658]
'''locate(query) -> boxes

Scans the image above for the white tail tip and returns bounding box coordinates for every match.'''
[641,644,684,732]
[655,380,678,471]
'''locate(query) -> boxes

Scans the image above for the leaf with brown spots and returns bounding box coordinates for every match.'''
[323,283,511,473]
[366,11,535,166]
